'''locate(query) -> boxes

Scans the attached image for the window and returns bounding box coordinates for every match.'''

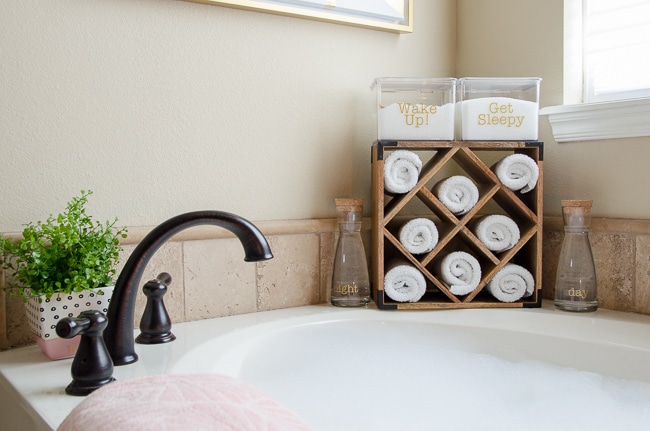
[540,0,650,142]
[583,0,650,102]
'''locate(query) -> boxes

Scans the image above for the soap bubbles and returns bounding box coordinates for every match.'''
[228,320,650,431]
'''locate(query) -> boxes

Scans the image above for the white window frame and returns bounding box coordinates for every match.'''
[540,0,650,142]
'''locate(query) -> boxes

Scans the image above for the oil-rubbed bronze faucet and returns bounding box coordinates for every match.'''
[103,211,273,366]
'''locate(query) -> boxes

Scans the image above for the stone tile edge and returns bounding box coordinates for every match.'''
[545,216,650,234]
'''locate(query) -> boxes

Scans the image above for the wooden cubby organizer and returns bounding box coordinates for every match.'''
[372,140,543,310]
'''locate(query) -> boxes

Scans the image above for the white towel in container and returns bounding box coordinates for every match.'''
[493,153,539,194]
[384,150,423,194]
[471,214,520,253]
[486,263,535,303]
[433,175,479,215]
[398,218,439,255]
[384,259,427,303]
[436,251,481,296]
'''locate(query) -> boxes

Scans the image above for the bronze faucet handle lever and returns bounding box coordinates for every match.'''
[56,310,116,396]
[56,314,91,339]
[136,272,176,345]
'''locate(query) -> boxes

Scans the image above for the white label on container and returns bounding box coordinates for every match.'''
[379,102,455,140]
[461,97,538,140]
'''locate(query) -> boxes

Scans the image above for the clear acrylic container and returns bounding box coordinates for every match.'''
[331,198,371,307]
[457,77,541,140]
[373,77,457,140]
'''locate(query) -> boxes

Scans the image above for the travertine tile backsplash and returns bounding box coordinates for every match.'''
[543,217,650,314]
[0,219,345,350]
[2,216,650,350]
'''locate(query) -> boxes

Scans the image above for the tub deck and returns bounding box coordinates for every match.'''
[2,301,650,430]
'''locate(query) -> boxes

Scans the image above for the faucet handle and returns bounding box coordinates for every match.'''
[56,314,91,339]
[156,271,172,286]
[56,310,116,396]
[136,272,176,345]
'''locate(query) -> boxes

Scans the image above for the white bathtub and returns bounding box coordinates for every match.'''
[2,301,650,430]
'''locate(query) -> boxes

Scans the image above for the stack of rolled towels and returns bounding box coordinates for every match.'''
[398,218,439,255]
[384,151,539,196]
[471,214,520,253]
[384,259,427,303]
[485,263,535,303]
[492,153,539,194]
[384,150,423,194]
[433,175,479,215]
[383,254,535,303]
[380,149,538,305]
[436,251,481,296]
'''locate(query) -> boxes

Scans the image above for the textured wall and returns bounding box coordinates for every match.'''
[0,0,455,232]
[456,0,650,219]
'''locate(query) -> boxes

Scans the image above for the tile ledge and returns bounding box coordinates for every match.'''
[3,217,377,245]
[120,218,344,244]
[545,216,650,234]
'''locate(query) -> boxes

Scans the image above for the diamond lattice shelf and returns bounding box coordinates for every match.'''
[372,140,543,309]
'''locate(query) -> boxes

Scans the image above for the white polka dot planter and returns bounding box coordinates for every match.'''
[24,286,113,360]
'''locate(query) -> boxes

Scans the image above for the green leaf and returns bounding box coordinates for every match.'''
[0,190,128,297]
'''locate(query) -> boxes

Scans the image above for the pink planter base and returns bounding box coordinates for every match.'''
[34,335,81,360]
[24,286,113,360]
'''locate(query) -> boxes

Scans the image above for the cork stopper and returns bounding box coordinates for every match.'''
[561,200,593,215]
[335,198,363,224]
[561,200,593,229]
[335,198,364,213]
[561,199,593,209]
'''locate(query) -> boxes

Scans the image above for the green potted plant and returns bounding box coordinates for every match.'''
[0,190,127,359]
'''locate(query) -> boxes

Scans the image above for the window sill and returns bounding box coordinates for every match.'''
[539,98,650,142]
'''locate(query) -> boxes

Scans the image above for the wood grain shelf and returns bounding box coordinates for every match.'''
[372,140,543,310]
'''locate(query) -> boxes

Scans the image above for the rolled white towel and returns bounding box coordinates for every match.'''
[384,260,427,303]
[471,214,520,253]
[433,175,479,215]
[486,263,535,303]
[384,150,423,194]
[493,153,539,194]
[436,251,481,296]
[398,218,439,255]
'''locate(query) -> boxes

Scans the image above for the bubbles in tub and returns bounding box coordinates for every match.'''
[219,320,650,431]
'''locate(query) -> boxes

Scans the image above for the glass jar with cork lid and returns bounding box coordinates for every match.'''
[554,200,598,312]
[331,198,371,307]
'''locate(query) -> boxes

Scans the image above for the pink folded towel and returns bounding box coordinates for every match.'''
[57,374,311,431]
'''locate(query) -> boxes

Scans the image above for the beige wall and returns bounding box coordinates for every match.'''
[5,0,650,229]
[6,0,650,348]
[0,0,455,232]
[457,0,650,219]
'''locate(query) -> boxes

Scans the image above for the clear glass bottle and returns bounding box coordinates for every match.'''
[554,200,598,312]
[331,198,371,307]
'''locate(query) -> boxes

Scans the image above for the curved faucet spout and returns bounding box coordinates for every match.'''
[104,211,273,366]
